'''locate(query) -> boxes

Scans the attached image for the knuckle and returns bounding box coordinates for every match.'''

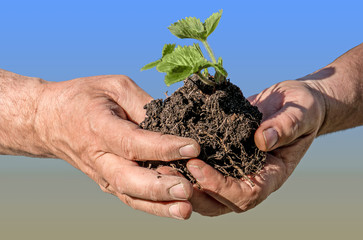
[206,180,223,195]
[99,185,111,194]
[80,163,99,182]
[204,174,231,195]
[122,195,136,209]
[284,111,300,138]
[236,199,258,213]
[111,168,125,194]
[150,204,164,217]
[157,139,174,161]
[115,75,133,84]
[112,75,135,92]
[119,136,138,160]
[149,178,164,201]
[235,187,261,213]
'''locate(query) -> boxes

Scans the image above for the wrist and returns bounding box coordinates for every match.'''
[0,69,55,157]
[300,77,329,136]
[299,62,363,136]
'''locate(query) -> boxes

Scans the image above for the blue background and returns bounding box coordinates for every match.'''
[1,0,362,171]
[0,1,362,239]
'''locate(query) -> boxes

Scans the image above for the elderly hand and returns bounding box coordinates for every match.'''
[186,43,363,216]
[37,75,202,219]
[187,80,325,216]
[0,70,200,219]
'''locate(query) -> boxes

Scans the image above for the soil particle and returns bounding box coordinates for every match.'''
[140,75,266,183]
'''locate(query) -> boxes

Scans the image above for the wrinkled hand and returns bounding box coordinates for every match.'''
[187,80,326,216]
[35,75,200,219]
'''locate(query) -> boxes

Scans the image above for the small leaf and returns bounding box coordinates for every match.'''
[141,59,161,71]
[168,17,206,41]
[141,44,175,71]
[203,68,209,77]
[193,43,204,58]
[218,56,223,66]
[213,63,228,77]
[214,56,226,83]
[157,45,207,74]
[164,66,193,86]
[162,43,176,57]
[204,10,223,37]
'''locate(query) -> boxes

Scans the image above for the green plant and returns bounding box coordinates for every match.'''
[141,10,227,86]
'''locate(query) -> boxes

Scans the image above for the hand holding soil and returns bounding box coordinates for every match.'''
[0,71,201,220]
[184,43,363,216]
[186,80,325,215]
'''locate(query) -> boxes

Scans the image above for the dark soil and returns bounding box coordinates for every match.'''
[139,75,266,184]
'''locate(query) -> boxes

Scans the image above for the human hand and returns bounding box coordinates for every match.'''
[186,80,326,216]
[35,75,200,219]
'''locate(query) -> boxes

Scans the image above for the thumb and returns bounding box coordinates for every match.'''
[254,103,308,151]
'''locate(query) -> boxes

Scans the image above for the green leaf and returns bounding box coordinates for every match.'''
[213,63,227,77]
[168,17,206,41]
[141,59,161,71]
[141,11,227,86]
[217,56,223,66]
[164,66,193,86]
[156,44,211,85]
[193,43,204,57]
[162,43,176,57]
[141,44,175,71]
[204,10,223,37]
[157,44,207,73]
[168,10,223,41]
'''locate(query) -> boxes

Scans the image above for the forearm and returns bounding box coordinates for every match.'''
[0,69,54,157]
[300,43,363,135]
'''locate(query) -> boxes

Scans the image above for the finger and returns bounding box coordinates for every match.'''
[94,114,200,161]
[96,153,193,201]
[249,86,285,121]
[254,100,317,151]
[155,166,185,177]
[247,94,258,104]
[187,158,285,212]
[116,76,153,124]
[251,81,320,151]
[156,165,232,216]
[118,194,192,220]
[190,187,232,216]
[96,75,153,124]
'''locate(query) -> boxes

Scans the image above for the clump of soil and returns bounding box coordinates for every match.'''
[140,75,266,184]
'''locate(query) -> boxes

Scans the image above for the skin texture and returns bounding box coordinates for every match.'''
[187,43,363,216]
[0,70,201,219]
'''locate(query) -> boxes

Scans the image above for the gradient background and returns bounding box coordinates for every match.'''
[1,0,362,239]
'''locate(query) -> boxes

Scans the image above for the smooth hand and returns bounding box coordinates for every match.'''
[187,80,325,216]
[35,75,200,219]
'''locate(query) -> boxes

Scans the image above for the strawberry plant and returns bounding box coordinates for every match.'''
[140,10,266,184]
[141,10,226,86]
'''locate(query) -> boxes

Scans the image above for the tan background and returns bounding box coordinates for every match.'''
[1,128,362,240]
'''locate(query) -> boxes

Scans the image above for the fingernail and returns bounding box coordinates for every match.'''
[169,183,187,200]
[187,164,204,182]
[179,144,198,158]
[169,203,184,220]
[263,128,278,150]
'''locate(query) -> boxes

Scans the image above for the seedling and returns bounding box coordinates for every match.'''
[141,10,227,86]
[140,10,266,184]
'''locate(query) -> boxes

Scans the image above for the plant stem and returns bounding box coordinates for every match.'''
[203,68,209,77]
[196,72,215,86]
[202,40,217,64]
